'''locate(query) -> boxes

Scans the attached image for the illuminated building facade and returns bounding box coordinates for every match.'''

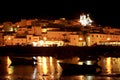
[1,14,120,46]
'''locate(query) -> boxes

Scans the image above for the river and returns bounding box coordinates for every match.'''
[0,54,120,80]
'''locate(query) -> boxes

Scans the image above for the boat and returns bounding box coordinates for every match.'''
[59,62,102,75]
[9,56,37,65]
[59,56,102,75]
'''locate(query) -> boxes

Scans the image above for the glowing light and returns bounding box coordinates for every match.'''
[33,56,36,60]
[10,28,13,31]
[78,61,83,65]
[32,42,37,46]
[85,60,92,65]
[17,25,20,28]
[43,57,47,74]
[87,36,90,46]
[37,56,42,63]
[79,37,83,41]
[107,38,110,41]
[8,37,11,40]
[50,56,53,63]
[43,37,47,41]
[106,57,112,74]
[76,76,85,80]
[32,68,37,79]
[7,56,12,67]
[37,40,44,46]
[7,56,13,75]
[32,40,64,47]
[42,28,47,33]
[79,14,93,26]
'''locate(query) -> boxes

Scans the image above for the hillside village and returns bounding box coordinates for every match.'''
[0,14,120,47]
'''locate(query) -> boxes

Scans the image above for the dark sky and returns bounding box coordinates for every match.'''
[0,0,120,28]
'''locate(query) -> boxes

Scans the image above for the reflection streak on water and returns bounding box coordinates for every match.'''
[7,56,13,74]
[112,57,120,73]
[50,56,55,75]
[106,77,111,80]
[62,75,96,80]
[100,57,120,75]
[43,56,47,74]
[0,56,13,80]
[5,56,13,79]
[36,56,61,80]
[76,76,86,80]
[32,67,37,79]
[106,57,112,74]
[85,76,95,80]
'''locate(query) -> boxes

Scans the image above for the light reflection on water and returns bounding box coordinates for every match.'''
[0,56,120,80]
[100,57,120,75]
[35,56,62,80]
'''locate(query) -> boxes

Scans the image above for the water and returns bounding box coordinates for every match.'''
[0,55,120,80]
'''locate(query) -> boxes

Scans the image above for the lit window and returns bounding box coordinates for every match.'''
[79,37,83,41]
[107,38,110,41]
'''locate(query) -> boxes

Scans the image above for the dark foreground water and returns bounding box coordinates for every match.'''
[0,55,120,80]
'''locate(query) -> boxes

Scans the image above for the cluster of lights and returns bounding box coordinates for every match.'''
[79,14,93,26]
[32,37,64,47]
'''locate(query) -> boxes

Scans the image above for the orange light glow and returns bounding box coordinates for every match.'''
[107,38,110,41]
[43,57,47,74]
[79,37,83,41]
[106,57,112,74]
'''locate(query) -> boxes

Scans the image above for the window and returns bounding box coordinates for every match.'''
[29,37,31,40]
[96,35,98,37]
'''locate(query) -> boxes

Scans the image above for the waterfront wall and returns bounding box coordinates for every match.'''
[0,46,120,59]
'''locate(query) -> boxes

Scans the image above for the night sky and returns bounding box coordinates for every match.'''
[0,0,119,28]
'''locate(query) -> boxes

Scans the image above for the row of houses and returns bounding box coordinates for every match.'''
[1,14,120,46]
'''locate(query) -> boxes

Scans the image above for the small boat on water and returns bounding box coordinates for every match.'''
[9,56,37,65]
[59,56,102,75]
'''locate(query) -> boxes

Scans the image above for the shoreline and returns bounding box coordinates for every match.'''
[0,45,120,58]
